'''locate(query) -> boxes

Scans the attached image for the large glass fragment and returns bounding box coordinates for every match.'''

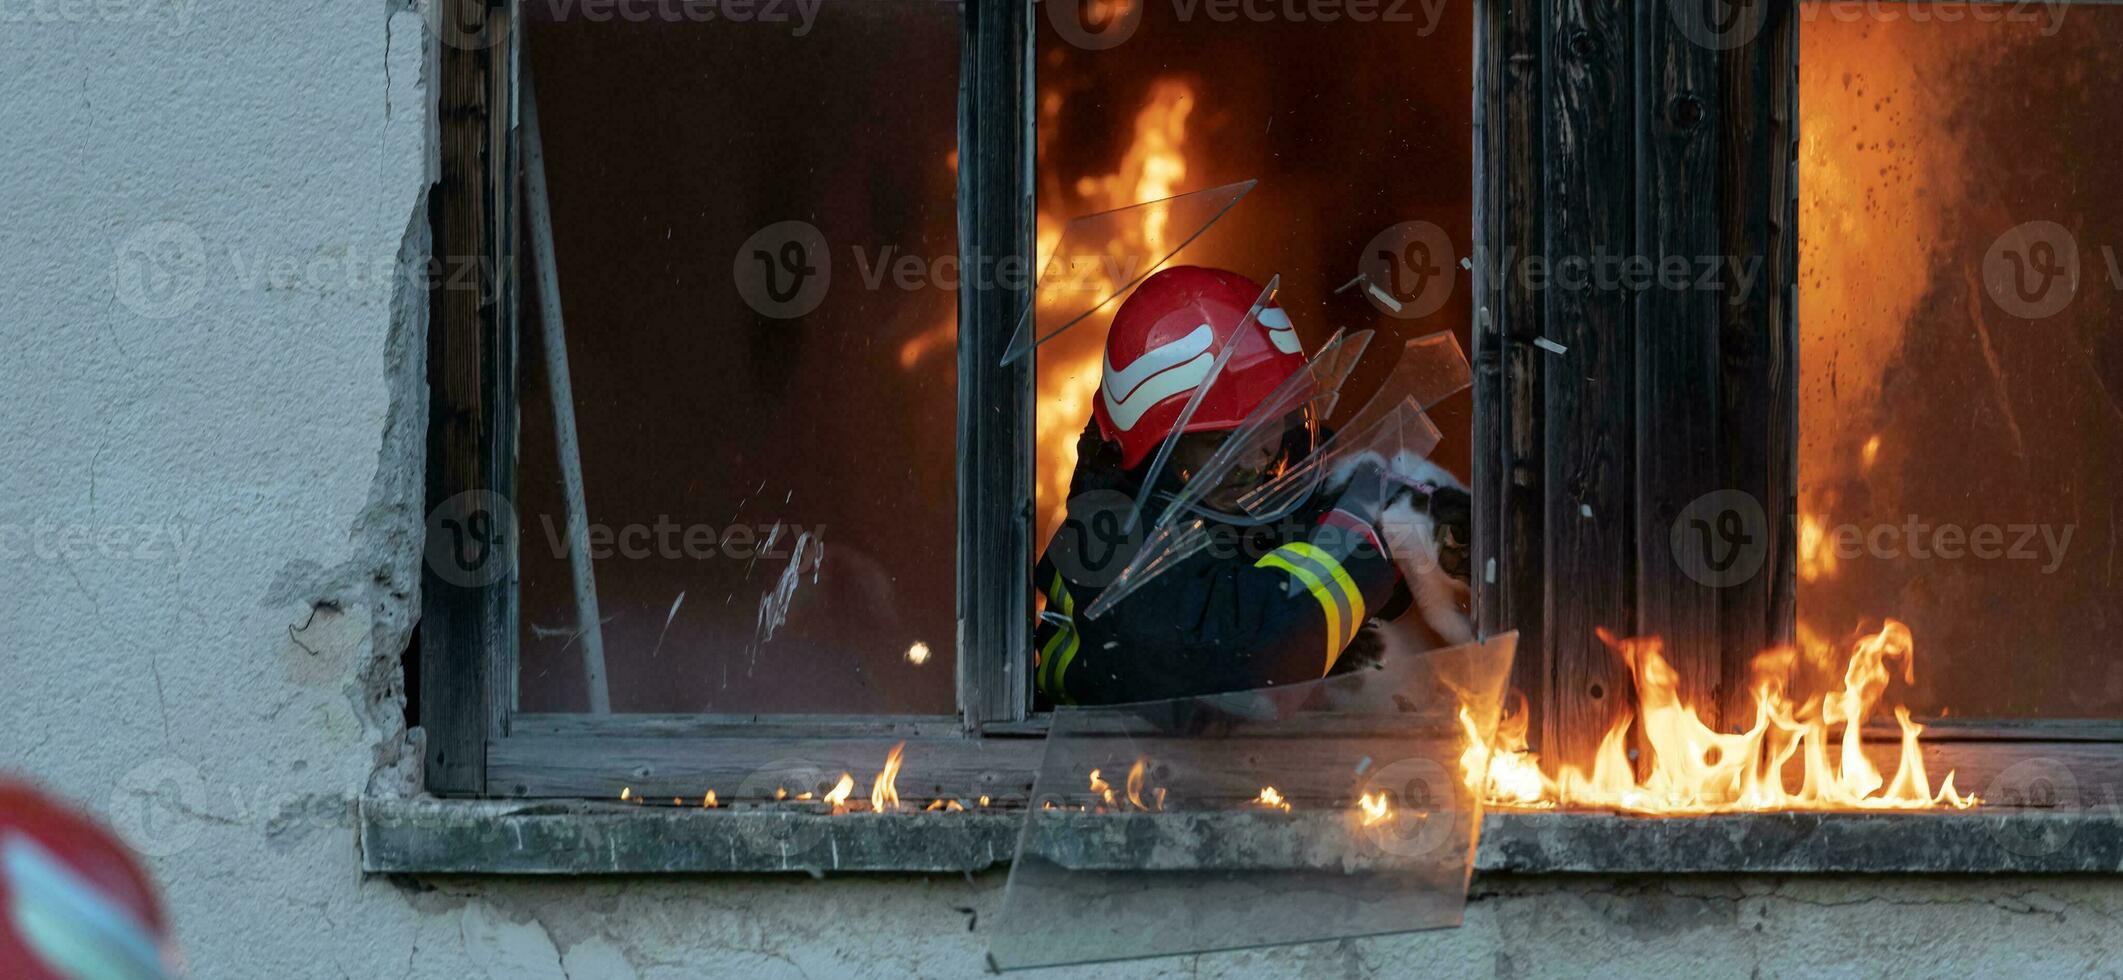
[1003,181,1256,366]
[988,632,1517,969]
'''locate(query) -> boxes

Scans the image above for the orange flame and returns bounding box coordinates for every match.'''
[823,773,855,815]
[1088,768,1116,808]
[1124,758,1150,811]
[1459,693,1550,807]
[1034,79,1198,545]
[1466,621,1977,813]
[1357,791,1392,828]
[1255,787,1291,812]
[870,741,906,813]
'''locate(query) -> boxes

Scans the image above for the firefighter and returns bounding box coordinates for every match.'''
[1034,266,1472,706]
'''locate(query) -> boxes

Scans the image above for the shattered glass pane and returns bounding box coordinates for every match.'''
[988,632,1518,970]
[1003,181,1257,366]
[1139,329,1373,530]
[1081,330,1468,621]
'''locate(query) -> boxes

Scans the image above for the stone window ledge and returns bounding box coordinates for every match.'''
[358,798,2123,876]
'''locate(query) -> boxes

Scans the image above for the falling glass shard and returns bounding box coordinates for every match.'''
[987,632,1519,971]
[1340,331,1474,429]
[1123,275,1282,536]
[1224,332,1471,523]
[1081,330,1375,621]
[1231,400,1446,529]
[1144,328,1373,530]
[1002,180,1257,366]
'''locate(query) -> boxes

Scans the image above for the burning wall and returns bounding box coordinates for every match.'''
[1799,8,2123,719]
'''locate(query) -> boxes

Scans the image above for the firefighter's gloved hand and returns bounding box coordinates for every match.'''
[1425,484,1472,581]
[1379,494,1477,645]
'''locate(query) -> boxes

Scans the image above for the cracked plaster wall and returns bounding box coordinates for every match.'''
[0,2,2118,977]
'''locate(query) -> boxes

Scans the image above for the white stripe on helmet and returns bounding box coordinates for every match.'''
[1102,322,1215,402]
[1102,351,1216,431]
[1257,305,1302,353]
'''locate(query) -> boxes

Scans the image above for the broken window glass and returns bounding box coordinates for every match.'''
[989,632,1518,969]
[514,1,960,714]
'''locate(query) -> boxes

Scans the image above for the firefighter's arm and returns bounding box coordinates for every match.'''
[1040,470,1404,704]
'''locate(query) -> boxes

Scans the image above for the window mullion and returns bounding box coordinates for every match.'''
[955,0,1039,729]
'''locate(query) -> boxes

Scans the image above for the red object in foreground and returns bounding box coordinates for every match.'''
[0,780,174,980]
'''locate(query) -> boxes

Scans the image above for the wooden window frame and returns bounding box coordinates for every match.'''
[421,0,2123,807]
[1474,0,2123,797]
[422,0,1043,800]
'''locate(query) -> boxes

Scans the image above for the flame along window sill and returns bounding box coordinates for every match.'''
[357,797,2123,876]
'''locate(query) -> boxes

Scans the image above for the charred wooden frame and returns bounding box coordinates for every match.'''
[424,0,519,796]
[422,0,2123,810]
[1470,0,1799,768]
[955,0,1038,730]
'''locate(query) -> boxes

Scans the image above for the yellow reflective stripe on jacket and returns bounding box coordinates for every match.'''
[1039,570,1081,702]
[1284,542,1365,628]
[1255,541,1366,674]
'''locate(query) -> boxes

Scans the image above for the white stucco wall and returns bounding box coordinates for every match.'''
[3,3,2121,977]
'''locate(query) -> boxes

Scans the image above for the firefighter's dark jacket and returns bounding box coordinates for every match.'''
[1033,423,1405,706]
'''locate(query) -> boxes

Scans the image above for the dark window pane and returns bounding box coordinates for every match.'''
[1800,5,2123,719]
[517,1,959,714]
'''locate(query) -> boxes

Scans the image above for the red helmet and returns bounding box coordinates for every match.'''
[0,781,175,979]
[1094,266,1308,470]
